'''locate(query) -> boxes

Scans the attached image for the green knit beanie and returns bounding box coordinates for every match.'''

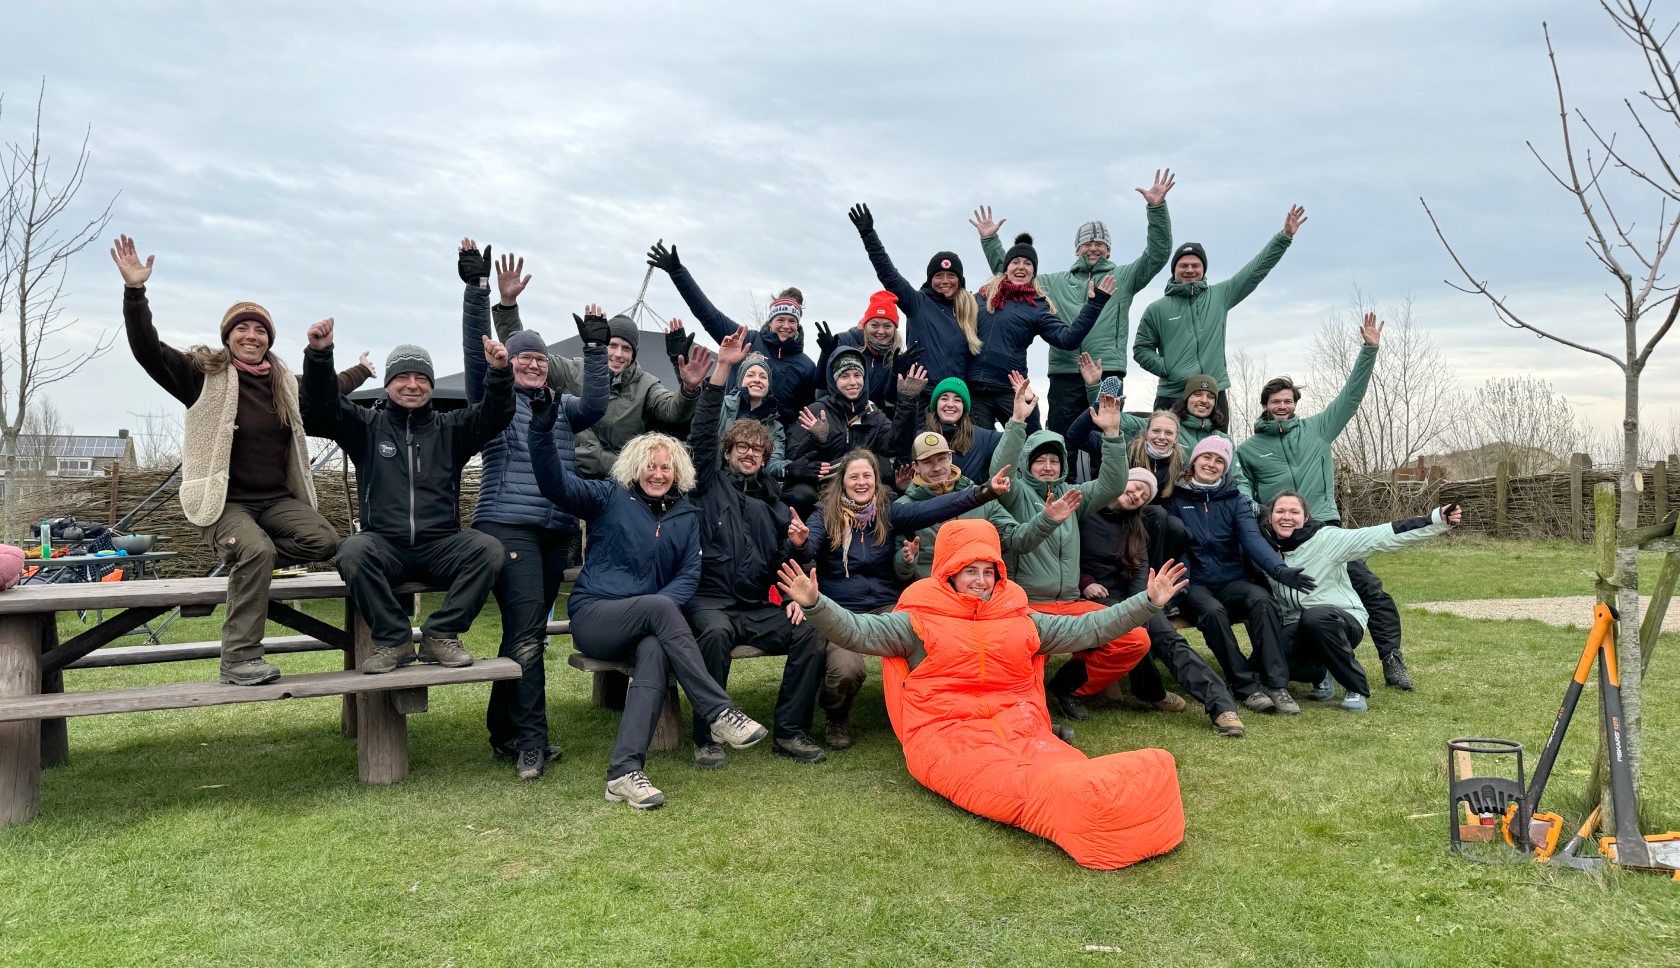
[928,377,971,416]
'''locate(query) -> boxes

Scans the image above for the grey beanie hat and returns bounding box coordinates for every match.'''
[505,330,548,360]
[385,344,434,386]
[607,315,639,359]
[1075,221,1111,247]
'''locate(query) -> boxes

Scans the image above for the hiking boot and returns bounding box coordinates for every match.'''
[1242,690,1276,714]
[693,743,728,770]
[1051,724,1076,744]
[1382,652,1415,691]
[709,707,768,749]
[1309,672,1336,702]
[605,771,664,810]
[1341,693,1369,713]
[1153,692,1188,713]
[494,743,561,766]
[1214,711,1246,738]
[362,643,417,674]
[1265,687,1301,716]
[824,721,855,750]
[418,634,474,668]
[1048,686,1091,721]
[515,748,548,781]
[219,657,281,686]
[772,735,828,764]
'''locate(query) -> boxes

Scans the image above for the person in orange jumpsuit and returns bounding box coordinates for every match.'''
[776,518,1187,870]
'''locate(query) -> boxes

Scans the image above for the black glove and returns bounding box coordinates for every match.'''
[665,325,695,362]
[893,342,925,376]
[574,312,610,348]
[458,244,492,288]
[814,320,838,357]
[848,203,874,237]
[1272,565,1317,593]
[1089,280,1115,305]
[528,387,558,434]
[646,239,681,274]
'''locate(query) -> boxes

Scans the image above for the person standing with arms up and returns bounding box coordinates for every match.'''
[846,203,980,393]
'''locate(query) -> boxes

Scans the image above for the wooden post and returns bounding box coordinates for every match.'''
[1639,551,1680,676]
[106,463,120,527]
[1570,453,1588,540]
[652,686,682,752]
[350,598,408,783]
[340,599,358,740]
[38,619,66,769]
[1495,460,1511,538]
[1594,483,1617,606]
[1657,459,1670,524]
[0,614,43,827]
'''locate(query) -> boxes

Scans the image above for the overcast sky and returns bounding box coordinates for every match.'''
[5,0,1678,449]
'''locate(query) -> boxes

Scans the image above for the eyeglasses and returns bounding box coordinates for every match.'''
[514,354,549,368]
[731,443,765,457]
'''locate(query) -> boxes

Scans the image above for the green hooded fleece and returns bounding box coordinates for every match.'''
[988,422,1129,603]
[1235,343,1378,523]
[893,475,1061,582]
[981,202,1172,376]
[1132,231,1293,398]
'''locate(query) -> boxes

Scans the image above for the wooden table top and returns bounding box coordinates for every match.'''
[0,572,432,614]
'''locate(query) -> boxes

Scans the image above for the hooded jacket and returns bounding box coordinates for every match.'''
[798,483,995,612]
[1132,232,1293,398]
[783,391,896,488]
[718,391,788,479]
[302,344,515,545]
[817,326,901,418]
[859,228,973,386]
[800,518,1183,870]
[527,411,700,614]
[1161,475,1285,587]
[1261,510,1448,625]
[988,422,1131,603]
[981,202,1172,376]
[1235,343,1378,523]
[686,383,800,611]
[492,302,699,479]
[893,474,1060,582]
[463,285,609,531]
[965,284,1111,389]
[664,264,817,426]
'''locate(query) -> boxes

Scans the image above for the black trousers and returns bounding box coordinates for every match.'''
[1181,579,1289,694]
[1284,606,1369,697]
[475,521,571,755]
[337,529,505,651]
[1347,558,1402,659]
[570,595,735,780]
[1153,388,1228,414]
[968,386,1042,433]
[689,604,827,744]
[1124,612,1241,721]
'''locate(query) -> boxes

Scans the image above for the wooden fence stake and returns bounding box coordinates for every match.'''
[1658,459,1670,524]
[1570,453,1588,540]
[1495,460,1511,539]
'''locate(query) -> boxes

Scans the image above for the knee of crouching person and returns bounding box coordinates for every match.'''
[511,638,546,667]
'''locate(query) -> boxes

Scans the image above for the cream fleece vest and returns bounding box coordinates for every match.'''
[178,363,316,526]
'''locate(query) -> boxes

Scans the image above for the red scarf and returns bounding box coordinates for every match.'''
[231,356,272,376]
[994,280,1040,308]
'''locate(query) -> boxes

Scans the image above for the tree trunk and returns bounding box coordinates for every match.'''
[1605,367,1644,829]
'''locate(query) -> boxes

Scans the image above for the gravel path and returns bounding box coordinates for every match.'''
[1408,595,1654,628]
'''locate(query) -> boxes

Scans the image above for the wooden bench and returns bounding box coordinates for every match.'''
[0,573,520,828]
[566,644,771,752]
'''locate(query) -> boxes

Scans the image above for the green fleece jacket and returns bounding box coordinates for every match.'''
[981,203,1172,376]
[893,476,1061,582]
[988,422,1129,603]
[1236,343,1378,523]
[1132,231,1293,398]
[1263,510,1449,625]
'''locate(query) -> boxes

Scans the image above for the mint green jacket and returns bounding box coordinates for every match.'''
[1263,510,1448,625]
[892,475,1060,582]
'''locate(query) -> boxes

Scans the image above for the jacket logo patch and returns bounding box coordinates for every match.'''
[379,441,397,458]
[1168,316,1182,321]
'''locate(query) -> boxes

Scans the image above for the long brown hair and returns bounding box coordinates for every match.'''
[926,410,974,456]
[1108,505,1151,584]
[184,345,299,428]
[1126,411,1183,500]
[820,449,893,549]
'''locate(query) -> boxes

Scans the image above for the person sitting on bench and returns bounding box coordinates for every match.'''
[112,234,375,686]
[300,319,514,675]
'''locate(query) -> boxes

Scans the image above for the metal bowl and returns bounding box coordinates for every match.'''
[111,534,156,554]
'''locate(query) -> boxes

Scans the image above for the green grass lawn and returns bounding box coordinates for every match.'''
[2,539,1678,966]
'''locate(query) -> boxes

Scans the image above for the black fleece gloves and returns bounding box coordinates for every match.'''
[459,245,492,288]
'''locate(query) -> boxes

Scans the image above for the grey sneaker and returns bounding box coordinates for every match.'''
[418,635,473,668]
[824,721,855,750]
[773,734,828,763]
[1214,711,1246,738]
[709,707,768,749]
[1382,652,1415,691]
[693,743,728,770]
[1266,687,1301,716]
[1048,686,1091,721]
[219,657,281,686]
[362,643,417,674]
[1341,693,1369,713]
[1309,672,1336,702]
[515,748,547,781]
[605,771,664,809]
[1242,690,1276,714]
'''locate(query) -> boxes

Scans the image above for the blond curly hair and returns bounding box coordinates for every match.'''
[611,432,696,493]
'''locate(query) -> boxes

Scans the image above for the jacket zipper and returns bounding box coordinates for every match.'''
[406,411,417,545]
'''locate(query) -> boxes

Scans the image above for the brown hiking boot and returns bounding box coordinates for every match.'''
[418,634,473,668]
[1214,711,1246,738]
[1153,693,1188,713]
[824,721,855,750]
[362,642,417,674]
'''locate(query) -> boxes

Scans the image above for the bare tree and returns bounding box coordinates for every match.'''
[124,408,183,471]
[1421,4,1680,826]
[1224,348,1271,447]
[1454,376,1579,476]
[0,81,115,539]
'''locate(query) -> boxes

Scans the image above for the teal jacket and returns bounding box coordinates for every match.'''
[1235,343,1378,523]
[981,203,1172,377]
[988,422,1129,603]
[1262,510,1449,625]
[893,476,1060,582]
[1132,232,1293,398]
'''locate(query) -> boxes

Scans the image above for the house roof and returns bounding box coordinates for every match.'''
[1,435,131,459]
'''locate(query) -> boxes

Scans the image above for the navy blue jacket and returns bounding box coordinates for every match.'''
[1162,477,1284,586]
[462,285,609,531]
[784,393,897,487]
[892,406,1001,484]
[797,486,994,611]
[816,327,900,417]
[666,265,817,427]
[859,228,972,387]
[966,286,1110,389]
[528,418,701,614]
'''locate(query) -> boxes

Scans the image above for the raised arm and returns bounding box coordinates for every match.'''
[461,270,491,407]
[112,236,202,407]
[688,326,750,493]
[1035,278,1115,350]
[850,204,918,306]
[1074,395,1131,513]
[301,323,370,452]
[1216,207,1301,307]
[1121,171,1175,295]
[449,338,516,461]
[334,357,375,395]
[887,472,1002,534]
[777,561,922,657]
[563,309,613,433]
[971,206,1008,276]
[648,241,742,342]
[1314,318,1381,441]
[527,394,611,520]
[1314,506,1456,563]
[1033,591,1161,654]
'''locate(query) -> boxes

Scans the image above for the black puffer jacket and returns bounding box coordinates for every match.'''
[784,391,896,488]
[685,383,799,611]
[302,344,515,545]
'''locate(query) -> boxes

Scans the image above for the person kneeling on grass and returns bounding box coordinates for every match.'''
[527,404,768,810]
[777,520,1189,870]
[1260,492,1460,712]
[302,322,514,674]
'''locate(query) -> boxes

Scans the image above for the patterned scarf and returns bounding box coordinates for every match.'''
[995,280,1040,307]
[837,493,878,578]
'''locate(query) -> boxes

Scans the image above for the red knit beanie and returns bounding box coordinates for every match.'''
[220,302,275,345]
[858,290,900,327]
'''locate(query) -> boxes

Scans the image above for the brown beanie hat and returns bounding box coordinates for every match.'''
[220,302,275,345]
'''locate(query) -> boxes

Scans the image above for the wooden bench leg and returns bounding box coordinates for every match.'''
[650,685,682,752]
[340,600,358,740]
[592,670,629,711]
[39,619,67,769]
[350,599,407,784]
[0,614,44,827]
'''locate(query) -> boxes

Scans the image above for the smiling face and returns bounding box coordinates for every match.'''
[1186,389,1216,418]
[1030,451,1062,482]
[930,270,960,297]
[836,368,865,400]
[1145,415,1178,453]
[915,450,953,485]
[740,364,769,401]
[1174,255,1205,283]
[934,391,966,424]
[1076,240,1110,265]
[726,440,763,476]
[861,317,897,348]
[1005,257,1035,284]
[950,559,999,600]
[606,337,635,374]
[387,372,433,409]
[1269,495,1307,537]
[768,314,799,340]
[639,447,676,497]
[1265,388,1299,421]
[1191,452,1227,484]
[512,351,549,389]
[227,321,270,366]
[843,458,876,502]
[1117,479,1153,511]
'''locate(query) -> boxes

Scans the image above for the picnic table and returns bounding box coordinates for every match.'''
[27,551,177,581]
[0,572,520,828]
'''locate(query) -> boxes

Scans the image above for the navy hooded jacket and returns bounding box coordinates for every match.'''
[1161,476,1285,587]
[666,264,817,426]
[859,228,972,387]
